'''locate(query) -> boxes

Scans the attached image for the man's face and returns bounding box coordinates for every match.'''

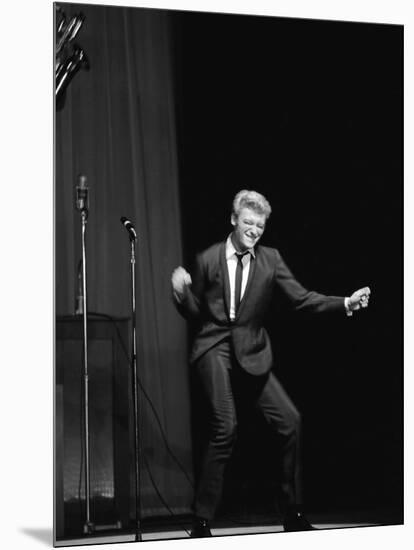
[231,207,266,252]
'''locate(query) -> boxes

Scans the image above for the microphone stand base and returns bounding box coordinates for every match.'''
[83,521,95,535]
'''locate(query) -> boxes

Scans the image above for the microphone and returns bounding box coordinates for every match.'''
[76,174,89,212]
[120,216,137,240]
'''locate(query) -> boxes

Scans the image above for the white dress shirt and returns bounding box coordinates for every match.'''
[226,236,255,321]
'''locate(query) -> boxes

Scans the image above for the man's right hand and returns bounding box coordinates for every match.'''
[171,266,192,299]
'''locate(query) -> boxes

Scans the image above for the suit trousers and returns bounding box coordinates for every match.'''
[194,337,302,521]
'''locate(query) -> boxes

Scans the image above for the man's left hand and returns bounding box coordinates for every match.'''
[349,286,371,312]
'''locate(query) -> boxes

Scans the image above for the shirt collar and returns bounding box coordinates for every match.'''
[225,234,256,260]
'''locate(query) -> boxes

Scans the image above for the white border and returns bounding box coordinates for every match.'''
[1,1,410,549]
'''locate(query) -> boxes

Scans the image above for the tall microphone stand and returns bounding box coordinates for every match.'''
[76,177,94,534]
[123,224,142,542]
[80,208,94,535]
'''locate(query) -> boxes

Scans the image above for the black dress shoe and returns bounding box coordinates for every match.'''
[283,512,316,532]
[190,518,212,538]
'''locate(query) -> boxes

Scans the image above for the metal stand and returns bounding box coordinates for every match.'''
[129,238,142,541]
[79,209,94,535]
[74,189,124,535]
[75,209,94,535]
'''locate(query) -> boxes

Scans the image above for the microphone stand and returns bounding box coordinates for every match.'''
[128,235,142,542]
[79,207,94,535]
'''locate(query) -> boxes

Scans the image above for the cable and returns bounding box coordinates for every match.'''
[141,453,192,536]
[137,379,194,489]
[83,312,195,525]
[88,312,195,489]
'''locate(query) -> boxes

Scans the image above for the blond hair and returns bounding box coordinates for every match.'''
[232,190,272,219]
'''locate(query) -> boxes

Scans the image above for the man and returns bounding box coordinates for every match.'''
[171,190,370,536]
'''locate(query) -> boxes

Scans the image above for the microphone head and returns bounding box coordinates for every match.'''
[75,174,89,213]
[78,174,88,189]
[120,216,137,240]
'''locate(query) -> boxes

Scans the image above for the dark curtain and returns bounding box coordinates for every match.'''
[174,12,403,519]
[55,3,193,517]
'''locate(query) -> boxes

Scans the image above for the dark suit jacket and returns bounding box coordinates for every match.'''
[175,241,345,375]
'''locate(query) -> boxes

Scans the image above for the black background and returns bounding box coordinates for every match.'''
[171,11,403,519]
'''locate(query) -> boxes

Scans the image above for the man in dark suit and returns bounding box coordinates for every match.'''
[171,190,370,536]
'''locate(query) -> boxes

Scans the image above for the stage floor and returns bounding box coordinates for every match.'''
[55,511,401,547]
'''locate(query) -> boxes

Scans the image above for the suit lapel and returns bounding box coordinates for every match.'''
[219,242,231,320]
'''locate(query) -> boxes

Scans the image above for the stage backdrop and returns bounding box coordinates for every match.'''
[55,3,194,520]
[173,10,403,519]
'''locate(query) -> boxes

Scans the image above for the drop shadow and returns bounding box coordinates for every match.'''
[20,528,53,546]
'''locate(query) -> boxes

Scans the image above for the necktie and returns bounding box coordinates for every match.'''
[234,252,248,315]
